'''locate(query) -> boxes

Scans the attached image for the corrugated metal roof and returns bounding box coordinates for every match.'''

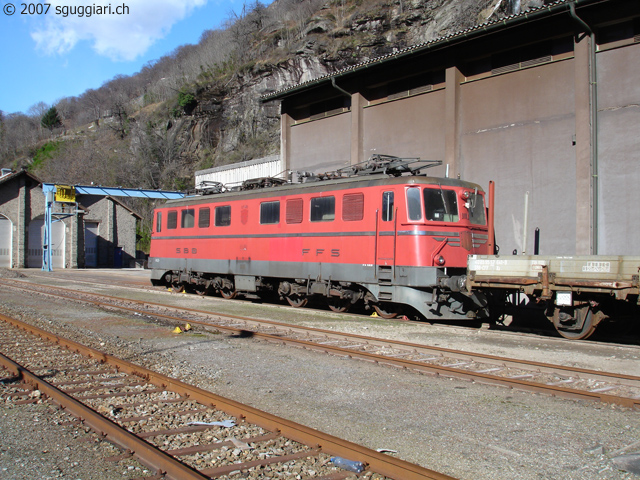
[195,154,280,176]
[261,0,581,101]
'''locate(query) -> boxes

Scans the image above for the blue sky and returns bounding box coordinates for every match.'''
[0,0,247,115]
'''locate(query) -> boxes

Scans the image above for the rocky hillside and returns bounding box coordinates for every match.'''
[186,0,545,172]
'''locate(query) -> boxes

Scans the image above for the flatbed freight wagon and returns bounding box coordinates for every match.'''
[467,255,640,339]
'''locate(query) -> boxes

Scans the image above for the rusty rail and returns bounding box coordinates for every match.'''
[0,312,456,480]
[3,280,640,409]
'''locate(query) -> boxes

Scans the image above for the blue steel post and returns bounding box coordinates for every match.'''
[42,188,54,271]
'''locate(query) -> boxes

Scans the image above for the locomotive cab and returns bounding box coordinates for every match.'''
[400,184,488,269]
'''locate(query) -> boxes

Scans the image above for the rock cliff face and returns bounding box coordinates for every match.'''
[160,0,545,174]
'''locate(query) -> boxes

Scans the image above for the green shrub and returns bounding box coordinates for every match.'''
[30,141,62,171]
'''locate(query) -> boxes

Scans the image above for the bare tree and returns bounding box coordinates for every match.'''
[0,111,7,164]
[79,88,108,121]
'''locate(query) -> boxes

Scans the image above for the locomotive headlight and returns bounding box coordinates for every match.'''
[436,255,446,266]
[461,190,471,199]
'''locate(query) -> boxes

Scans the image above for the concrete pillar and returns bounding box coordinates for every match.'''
[15,180,27,268]
[574,35,595,255]
[69,212,82,268]
[445,66,464,179]
[107,199,115,266]
[350,92,365,166]
[280,110,292,173]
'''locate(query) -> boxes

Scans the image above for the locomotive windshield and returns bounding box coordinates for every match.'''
[424,188,458,222]
[417,187,487,225]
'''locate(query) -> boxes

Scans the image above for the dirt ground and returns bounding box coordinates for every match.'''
[0,268,639,479]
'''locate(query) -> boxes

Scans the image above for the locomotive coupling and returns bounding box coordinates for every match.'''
[437,275,466,292]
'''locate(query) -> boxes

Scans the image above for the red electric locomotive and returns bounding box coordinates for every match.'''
[149,156,493,320]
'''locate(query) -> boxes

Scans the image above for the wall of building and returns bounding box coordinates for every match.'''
[276,20,640,256]
[460,59,578,255]
[289,112,351,173]
[81,196,138,268]
[362,90,447,168]
[595,42,640,255]
[0,174,48,268]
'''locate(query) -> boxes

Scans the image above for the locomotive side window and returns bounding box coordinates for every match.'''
[382,191,394,222]
[310,196,335,222]
[424,188,459,222]
[167,210,178,229]
[181,208,195,228]
[468,193,487,225]
[260,201,280,224]
[286,198,303,224]
[198,207,210,228]
[215,205,231,226]
[407,188,422,221]
[342,193,364,221]
[155,211,162,233]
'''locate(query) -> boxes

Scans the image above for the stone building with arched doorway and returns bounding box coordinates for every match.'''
[0,169,140,269]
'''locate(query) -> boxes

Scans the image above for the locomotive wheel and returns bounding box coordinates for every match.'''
[220,288,237,299]
[327,297,351,313]
[195,285,210,297]
[286,295,308,308]
[373,303,399,319]
[553,305,598,340]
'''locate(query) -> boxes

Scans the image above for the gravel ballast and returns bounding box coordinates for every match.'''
[0,268,639,479]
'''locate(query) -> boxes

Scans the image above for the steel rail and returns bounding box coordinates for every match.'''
[6,279,640,382]
[0,312,456,480]
[0,340,209,480]
[13,273,640,345]
[3,280,640,409]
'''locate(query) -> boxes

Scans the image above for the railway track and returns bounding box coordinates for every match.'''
[0,311,453,480]
[17,269,640,344]
[2,278,639,410]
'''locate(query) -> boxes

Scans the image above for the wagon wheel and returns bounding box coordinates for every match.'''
[220,288,237,299]
[552,304,598,340]
[195,285,210,297]
[373,303,399,319]
[286,295,308,308]
[326,297,351,313]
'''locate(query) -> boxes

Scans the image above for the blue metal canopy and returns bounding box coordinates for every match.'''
[42,183,185,199]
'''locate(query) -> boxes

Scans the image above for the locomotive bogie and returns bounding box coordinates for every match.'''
[149,175,491,321]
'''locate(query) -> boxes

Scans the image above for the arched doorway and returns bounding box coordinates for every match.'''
[0,215,12,268]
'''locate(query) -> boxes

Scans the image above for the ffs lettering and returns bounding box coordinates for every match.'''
[302,248,340,257]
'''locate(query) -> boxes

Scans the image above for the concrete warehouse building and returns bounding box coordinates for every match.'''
[262,0,640,256]
[0,169,140,269]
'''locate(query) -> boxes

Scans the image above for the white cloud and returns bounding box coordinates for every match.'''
[31,0,208,61]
